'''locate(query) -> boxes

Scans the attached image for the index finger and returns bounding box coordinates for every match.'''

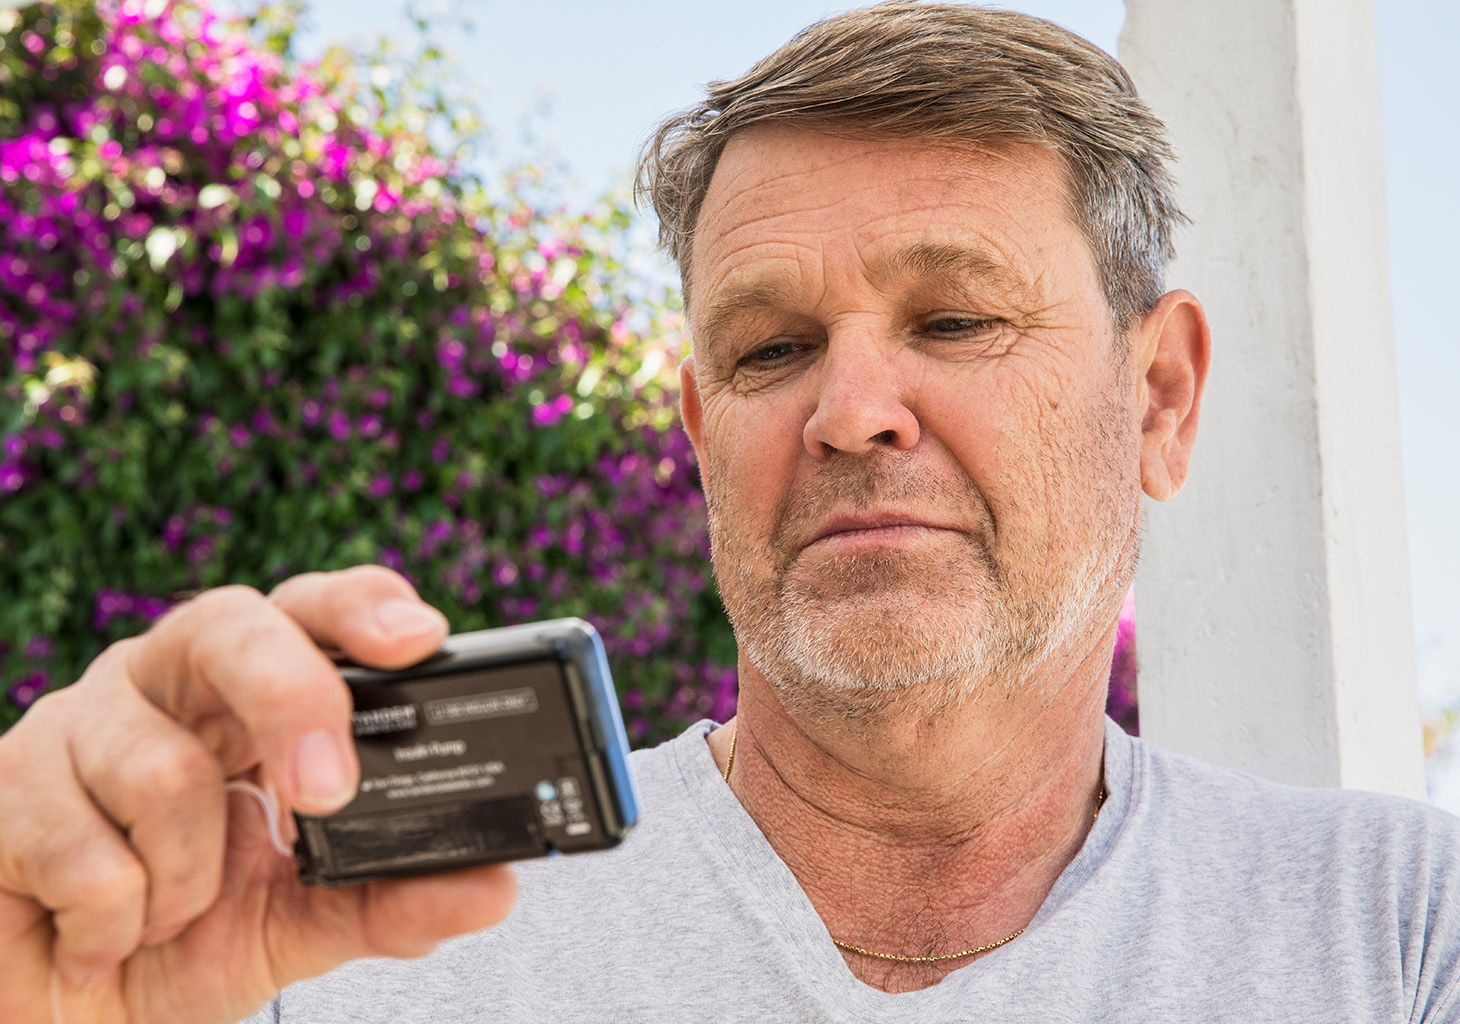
[125,587,360,816]
[267,565,449,670]
[125,568,449,818]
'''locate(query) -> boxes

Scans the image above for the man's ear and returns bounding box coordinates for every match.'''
[679,354,709,479]
[1133,289,1211,501]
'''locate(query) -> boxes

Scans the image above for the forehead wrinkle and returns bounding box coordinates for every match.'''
[689,186,834,330]
[692,230,832,354]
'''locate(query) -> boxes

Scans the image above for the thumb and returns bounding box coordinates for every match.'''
[224,779,519,993]
[272,865,519,985]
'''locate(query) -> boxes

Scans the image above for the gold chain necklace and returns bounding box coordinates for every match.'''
[719,722,1106,964]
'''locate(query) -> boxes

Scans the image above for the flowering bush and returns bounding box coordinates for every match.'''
[1109,589,1138,734]
[0,0,735,741]
[0,0,1137,741]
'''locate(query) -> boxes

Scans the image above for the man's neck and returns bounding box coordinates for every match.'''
[708,640,1111,993]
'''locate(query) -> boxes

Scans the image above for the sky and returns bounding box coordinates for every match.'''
[280,0,1459,790]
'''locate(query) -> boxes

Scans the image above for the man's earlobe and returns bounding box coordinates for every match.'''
[1136,290,1211,501]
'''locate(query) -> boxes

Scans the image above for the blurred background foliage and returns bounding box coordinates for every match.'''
[0,0,1138,741]
[0,0,737,742]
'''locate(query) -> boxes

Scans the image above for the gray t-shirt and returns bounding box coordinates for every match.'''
[247,719,1460,1022]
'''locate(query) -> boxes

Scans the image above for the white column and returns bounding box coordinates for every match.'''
[1119,0,1424,797]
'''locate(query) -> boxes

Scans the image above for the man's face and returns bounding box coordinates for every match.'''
[681,129,1143,717]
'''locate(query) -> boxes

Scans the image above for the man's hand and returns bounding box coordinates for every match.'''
[0,566,519,1024]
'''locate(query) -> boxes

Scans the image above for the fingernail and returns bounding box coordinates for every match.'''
[294,729,353,810]
[375,598,447,638]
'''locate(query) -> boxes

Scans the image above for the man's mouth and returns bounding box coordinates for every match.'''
[804,514,959,551]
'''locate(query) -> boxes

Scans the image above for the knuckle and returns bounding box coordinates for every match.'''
[187,592,310,681]
[336,563,411,591]
[125,737,222,804]
[54,845,147,913]
[80,636,138,677]
[0,814,50,885]
[149,585,268,650]
[0,692,75,775]
[267,570,326,606]
[9,685,69,729]
[81,864,147,914]
[192,584,267,617]
[67,637,145,701]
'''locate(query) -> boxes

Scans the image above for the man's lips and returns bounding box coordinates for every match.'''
[803,514,961,550]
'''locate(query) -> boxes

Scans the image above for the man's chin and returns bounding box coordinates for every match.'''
[742,598,1025,718]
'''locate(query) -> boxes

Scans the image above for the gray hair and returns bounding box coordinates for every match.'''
[636,1,1184,330]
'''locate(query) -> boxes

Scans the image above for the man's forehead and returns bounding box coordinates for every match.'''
[703,129,1059,214]
[687,131,1081,321]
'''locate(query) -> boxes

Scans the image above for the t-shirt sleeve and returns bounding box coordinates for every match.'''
[1410,806,1460,1023]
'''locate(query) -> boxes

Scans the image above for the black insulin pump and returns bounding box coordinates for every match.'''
[294,618,640,886]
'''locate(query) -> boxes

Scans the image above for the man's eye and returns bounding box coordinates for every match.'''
[742,340,798,365]
[927,316,998,334]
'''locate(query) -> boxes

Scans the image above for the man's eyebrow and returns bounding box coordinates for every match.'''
[880,242,1034,297]
[694,282,791,348]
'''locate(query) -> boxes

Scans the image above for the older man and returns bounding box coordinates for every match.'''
[3,4,1457,1023]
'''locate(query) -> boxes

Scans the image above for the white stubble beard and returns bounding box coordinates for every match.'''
[704,396,1142,723]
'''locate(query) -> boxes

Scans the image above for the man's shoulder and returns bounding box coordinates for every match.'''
[1123,729,1460,897]
[1137,730,1451,828]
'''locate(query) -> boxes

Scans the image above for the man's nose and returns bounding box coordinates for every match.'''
[802,338,920,457]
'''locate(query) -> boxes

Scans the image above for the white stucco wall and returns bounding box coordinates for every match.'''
[1120,0,1424,796]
